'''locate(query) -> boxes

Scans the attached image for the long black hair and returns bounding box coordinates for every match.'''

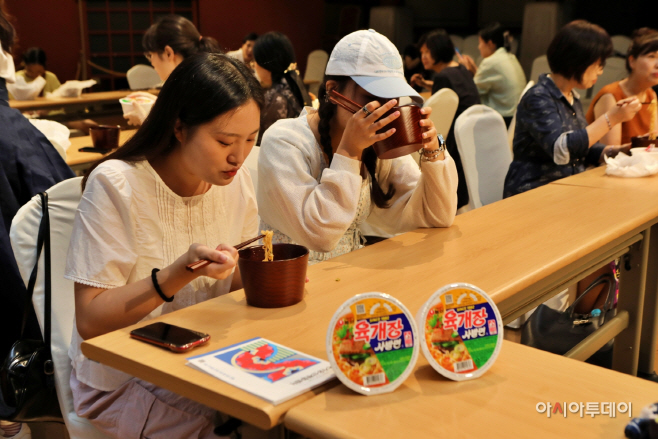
[317,76,395,209]
[0,0,15,52]
[253,31,310,107]
[82,53,263,189]
[142,14,221,58]
[479,22,511,52]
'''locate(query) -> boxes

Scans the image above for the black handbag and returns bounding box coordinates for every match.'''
[521,273,616,368]
[0,192,62,422]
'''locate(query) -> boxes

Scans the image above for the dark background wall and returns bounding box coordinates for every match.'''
[3,0,656,88]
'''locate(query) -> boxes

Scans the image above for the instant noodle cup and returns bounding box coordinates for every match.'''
[326,292,419,395]
[417,283,503,381]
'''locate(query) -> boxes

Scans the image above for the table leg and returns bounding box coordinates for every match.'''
[613,229,650,375]
[639,223,658,377]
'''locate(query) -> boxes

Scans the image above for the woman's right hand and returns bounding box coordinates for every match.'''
[335,99,400,160]
[187,243,238,279]
[607,97,642,124]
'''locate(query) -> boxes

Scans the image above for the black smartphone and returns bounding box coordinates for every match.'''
[130,322,210,353]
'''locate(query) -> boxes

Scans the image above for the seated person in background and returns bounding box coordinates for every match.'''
[252,31,310,144]
[67,53,261,438]
[504,20,640,199]
[257,30,457,265]
[586,28,658,145]
[125,14,221,125]
[411,29,480,209]
[459,22,526,127]
[402,44,427,93]
[227,32,257,65]
[15,47,60,96]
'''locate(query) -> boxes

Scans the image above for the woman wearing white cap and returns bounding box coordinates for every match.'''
[257,29,458,264]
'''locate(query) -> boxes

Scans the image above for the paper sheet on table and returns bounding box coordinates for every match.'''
[605,152,658,177]
[45,79,97,98]
[28,119,71,160]
[6,75,46,100]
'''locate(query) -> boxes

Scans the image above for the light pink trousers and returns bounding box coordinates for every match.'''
[70,369,218,438]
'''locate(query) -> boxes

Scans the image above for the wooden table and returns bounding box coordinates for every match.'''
[286,341,657,439]
[82,182,658,429]
[9,89,159,112]
[550,167,658,380]
[66,129,136,169]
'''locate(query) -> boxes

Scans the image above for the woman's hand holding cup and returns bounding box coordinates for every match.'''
[418,106,444,162]
[335,99,400,161]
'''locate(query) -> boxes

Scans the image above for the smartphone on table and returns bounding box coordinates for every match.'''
[130,322,210,353]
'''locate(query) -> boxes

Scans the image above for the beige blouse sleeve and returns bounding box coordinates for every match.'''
[366,152,458,235]
[257,120,363,253]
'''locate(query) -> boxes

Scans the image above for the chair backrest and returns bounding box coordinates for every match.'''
[244,145,260,198]
[449,34,464,55]
[508,80,535,151]
[611,35,632,57]
[126,64,161,90]
[455,105,512,210]
[529,55,550,83]
[10,177,111,439]
[424,88,459,140]
[588,57,628,99]
[303,50,329,97]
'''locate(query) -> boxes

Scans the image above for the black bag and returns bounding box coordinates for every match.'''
[521,273,616,368]
[0,192,62,422]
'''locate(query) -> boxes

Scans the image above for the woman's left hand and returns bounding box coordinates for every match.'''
[418,106,445,162]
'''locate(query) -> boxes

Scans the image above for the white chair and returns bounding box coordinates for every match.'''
[449,35,464,53]
[126,64,161,90]
[454,105,512,211]
[508,80,535,151]
[244,145,260,198]
[529,55,550,83]
[303,50,329,97]
[589,57,628,100]
[10,177,111,439]
[611,35,632,57]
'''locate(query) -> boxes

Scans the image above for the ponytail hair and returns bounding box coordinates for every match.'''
[142,14,221,59]
[479,22,511,52]
[253,31,311,107]
[317,76,395,209]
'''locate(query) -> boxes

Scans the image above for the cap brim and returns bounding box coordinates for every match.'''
[352,76,424,104]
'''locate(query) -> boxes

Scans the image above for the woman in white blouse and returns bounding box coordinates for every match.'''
[65,53,261,438]
[257,30,459,264]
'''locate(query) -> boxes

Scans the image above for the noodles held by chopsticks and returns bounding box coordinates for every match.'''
[262,230,274,262]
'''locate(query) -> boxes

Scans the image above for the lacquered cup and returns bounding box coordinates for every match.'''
[238,243,309,308]
[89,125,120,151]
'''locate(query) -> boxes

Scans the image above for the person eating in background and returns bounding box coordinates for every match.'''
[252,31,310,144]
[410,29,480,210]
[504,20,641,198]
[125,14,221,126]
[586,28,658,145]
[14,47,60,96]
[227,32,258,65]
[459,22,527,127]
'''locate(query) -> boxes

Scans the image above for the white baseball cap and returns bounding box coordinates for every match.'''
[325,29,423,104]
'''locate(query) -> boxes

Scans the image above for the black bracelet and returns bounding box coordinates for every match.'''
[151,268,173,302]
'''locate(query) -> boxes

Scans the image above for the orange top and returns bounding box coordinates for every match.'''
[586,81,657,145]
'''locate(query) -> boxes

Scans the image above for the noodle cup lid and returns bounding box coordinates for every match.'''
[417,283,503,381]
[326,292,419,396]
